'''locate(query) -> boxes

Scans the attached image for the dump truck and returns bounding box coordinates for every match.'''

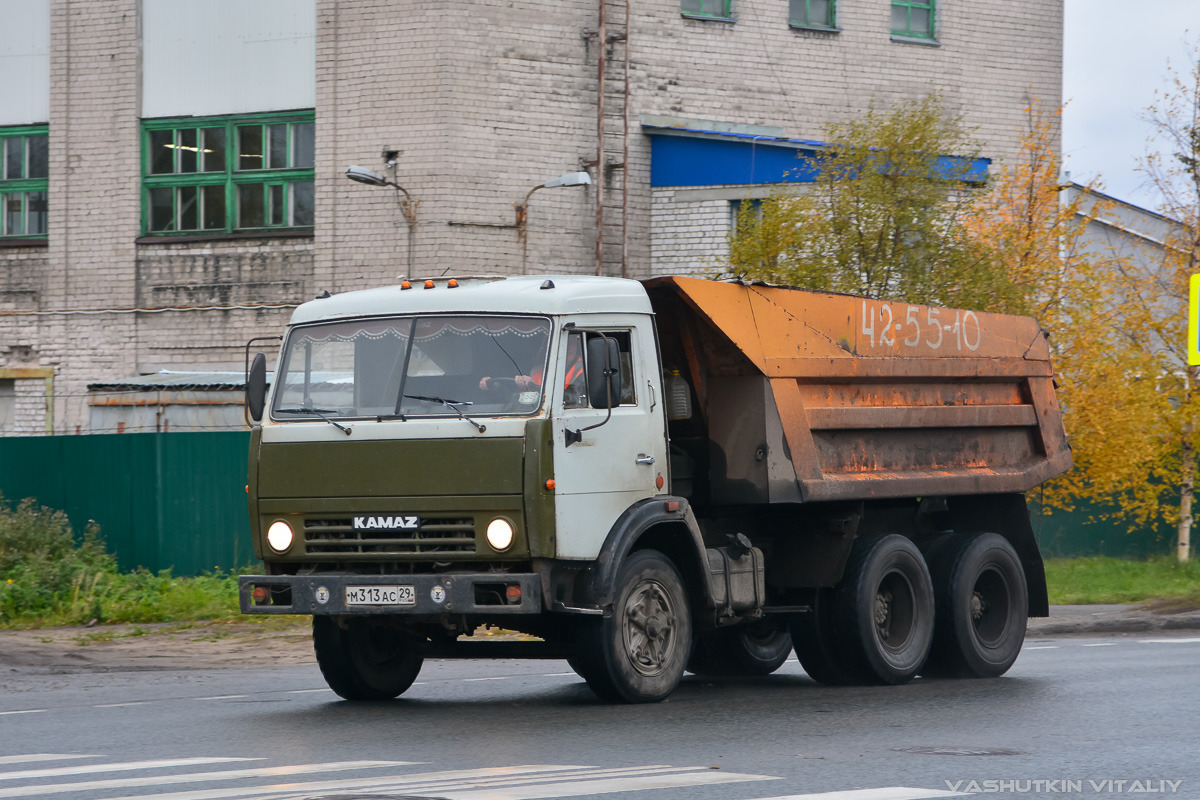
[239,275,1071,703]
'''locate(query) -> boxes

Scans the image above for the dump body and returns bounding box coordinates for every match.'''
[645,277,1071,504]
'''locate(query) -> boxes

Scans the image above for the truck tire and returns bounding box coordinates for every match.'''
[312,616,424,701]
[922,533,1028,678]
[789,588,858,685]
[687,625,793,676]
[575,549,692,703]
[832,534,934,685]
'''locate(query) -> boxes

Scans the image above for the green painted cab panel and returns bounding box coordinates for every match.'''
[257,437,525,498]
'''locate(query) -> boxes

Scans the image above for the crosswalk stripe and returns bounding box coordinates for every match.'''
[95,764,773,800]
[737,789,965,800]
[0,760,415,798]
[97,765,593,800]
[0,758,260,782]
[431,768,779,800]
[0,756,97,766]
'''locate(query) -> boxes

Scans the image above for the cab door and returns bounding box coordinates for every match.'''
[551,319,666,559]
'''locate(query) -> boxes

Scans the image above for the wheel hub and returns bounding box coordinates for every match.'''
[623,580,675,675]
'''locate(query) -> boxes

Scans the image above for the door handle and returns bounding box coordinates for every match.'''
[635,454,655,465]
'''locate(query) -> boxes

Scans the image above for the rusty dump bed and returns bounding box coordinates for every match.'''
[644,277,1072,504]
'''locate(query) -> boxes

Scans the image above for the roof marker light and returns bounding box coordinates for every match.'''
[424,280,435,289]
[448,279,459,288]
[401,281,412,290]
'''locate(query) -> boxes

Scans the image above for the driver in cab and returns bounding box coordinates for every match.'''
[479,335,584,395]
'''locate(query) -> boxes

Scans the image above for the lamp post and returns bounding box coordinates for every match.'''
[345,165,418,277]
[514,171,592,274]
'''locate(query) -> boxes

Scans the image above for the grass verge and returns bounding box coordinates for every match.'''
[1044,556,1200,606]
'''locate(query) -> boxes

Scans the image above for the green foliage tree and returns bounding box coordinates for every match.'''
[727,95,1016,311]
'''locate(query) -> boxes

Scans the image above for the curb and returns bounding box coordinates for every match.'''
[1027,612,1200,637]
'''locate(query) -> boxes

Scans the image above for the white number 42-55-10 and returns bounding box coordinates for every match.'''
[861,301,981,352]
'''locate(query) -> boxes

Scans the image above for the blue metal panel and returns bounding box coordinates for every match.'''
[650,136,821,187]
[648,131,990,188]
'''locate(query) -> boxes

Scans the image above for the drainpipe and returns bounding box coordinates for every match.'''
[595,0,607,276]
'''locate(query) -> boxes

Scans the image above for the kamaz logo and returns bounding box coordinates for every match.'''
[352,515,419,530]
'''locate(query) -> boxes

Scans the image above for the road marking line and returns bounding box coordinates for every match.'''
[0,755,97,766]
[283,689,326,694]
[542,672,575,677]
[96,765,595,800]
[194,695,248,701]
[97,764,765,800]
[464,676,511,681]
[437,769,779,800]
[0,758,260,782]
[0,710,44,716]
[0,760,417,798]
[1081,643,1116,647]
[1024,645,1058,650]
[737,789,964,800]
[94,702,149,708]
[1139,637,1200,644]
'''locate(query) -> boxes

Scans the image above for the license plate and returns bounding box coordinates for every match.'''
[345,585,416,606]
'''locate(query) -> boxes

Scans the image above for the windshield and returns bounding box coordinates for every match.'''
[272,315,552,420]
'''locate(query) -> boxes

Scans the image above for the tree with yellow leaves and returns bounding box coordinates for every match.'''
[728,89,1199,561]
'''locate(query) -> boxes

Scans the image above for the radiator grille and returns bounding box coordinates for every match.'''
[303,516,476,555]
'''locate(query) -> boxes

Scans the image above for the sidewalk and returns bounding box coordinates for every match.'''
[1028,603,1200,636]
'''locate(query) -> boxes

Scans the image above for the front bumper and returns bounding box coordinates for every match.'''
[238,573,543,616]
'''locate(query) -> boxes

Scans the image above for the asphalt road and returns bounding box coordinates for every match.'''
[1,633,1197,800]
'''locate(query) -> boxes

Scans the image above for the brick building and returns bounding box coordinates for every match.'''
[0,0,1062,435]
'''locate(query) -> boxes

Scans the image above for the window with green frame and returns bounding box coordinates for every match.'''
[141,111,314,236]
[681,0,733,20]
[0,126,49,239]
[790,0,835,29]
[891,0,935,38]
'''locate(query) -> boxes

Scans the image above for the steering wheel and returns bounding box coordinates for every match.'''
[482,377,518,392]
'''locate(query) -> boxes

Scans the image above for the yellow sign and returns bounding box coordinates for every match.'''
[1191,274,1200,366]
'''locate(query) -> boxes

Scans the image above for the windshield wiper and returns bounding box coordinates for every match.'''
[275,407,352,436]
[400,394,487,433]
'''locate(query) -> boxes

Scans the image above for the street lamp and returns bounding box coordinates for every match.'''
[515,171,592,273]
[345,164,419,275]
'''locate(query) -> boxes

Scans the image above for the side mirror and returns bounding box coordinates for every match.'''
[246,353,268,422]
[586,336,622,409]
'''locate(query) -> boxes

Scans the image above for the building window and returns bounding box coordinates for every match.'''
[681,0,733,21]
[891,0,935,38]
[141,110,314,236]
[790,0,836,29]
[0,126,49,239]
[0,379,14,432]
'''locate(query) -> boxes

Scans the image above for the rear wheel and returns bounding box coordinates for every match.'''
[789,588,858,685]
[832,534,934,685]
[575,549,692,703]
[923,533,1028,678]
[312,616,424,700]
[688,625,792,676]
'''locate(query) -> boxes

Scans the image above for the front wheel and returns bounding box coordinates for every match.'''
[575,549,692,703]
[312,616,424,701]
[923,533,1028,678]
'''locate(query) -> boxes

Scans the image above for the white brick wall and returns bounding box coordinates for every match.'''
[0,0,1062,434]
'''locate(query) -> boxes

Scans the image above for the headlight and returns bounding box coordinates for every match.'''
[486,518,514,551]
[266,520,294,553]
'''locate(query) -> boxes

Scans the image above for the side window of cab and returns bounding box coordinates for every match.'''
[563,330,636,409]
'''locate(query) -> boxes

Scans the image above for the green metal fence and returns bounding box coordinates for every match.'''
[0,432,1182,575]
[0,432,255,575]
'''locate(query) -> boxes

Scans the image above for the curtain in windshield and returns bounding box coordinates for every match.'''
[272,316,552,419]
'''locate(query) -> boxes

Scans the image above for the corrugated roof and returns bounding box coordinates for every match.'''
[87,371,273,391]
